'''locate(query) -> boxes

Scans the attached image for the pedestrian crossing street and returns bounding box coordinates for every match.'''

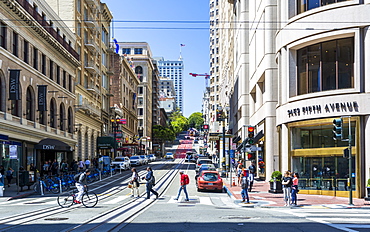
[277,208,370,232]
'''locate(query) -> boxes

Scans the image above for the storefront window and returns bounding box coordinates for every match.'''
[293,156,355,191]
[291,121,355,149]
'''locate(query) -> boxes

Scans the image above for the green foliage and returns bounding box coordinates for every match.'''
[270,171,282,182]
[188,112,204,130]
[169,109,189,134]
[367,179,370,187]
[152,125,175,142]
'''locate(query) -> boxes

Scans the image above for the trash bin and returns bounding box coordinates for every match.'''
[17,171,30,191]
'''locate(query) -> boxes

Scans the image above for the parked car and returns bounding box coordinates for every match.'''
[149,154,156,162]
[196,170,223,192]
[130,156,142,166]
[140,155,149,165]
[195,164,217,180]
[196,163,216,173]
[196,158,213,170]
[165,152,174,159]
[111,156,131,170]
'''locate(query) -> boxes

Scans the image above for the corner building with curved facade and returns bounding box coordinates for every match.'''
[276,1,370,198]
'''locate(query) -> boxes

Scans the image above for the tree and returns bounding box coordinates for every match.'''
[188,112,204,130]
[169,109,189,134]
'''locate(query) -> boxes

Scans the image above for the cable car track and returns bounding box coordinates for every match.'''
[0,160,188,232]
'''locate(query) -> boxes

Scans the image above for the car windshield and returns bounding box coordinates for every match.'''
[130,156,139,160]
[202,173,219,181]
[149,155,154,157]
[140,156,145,158]
[114,158,125,162]
[199,160,212,165]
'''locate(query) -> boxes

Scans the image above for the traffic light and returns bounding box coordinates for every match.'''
[332,118,342,140]
[247,126,255,144]
[203,124,209,130]
[138,128,143,137]
[216,110,223,121]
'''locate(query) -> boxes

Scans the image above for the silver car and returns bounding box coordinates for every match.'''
[130,156,141,166]
[111,156,131,170]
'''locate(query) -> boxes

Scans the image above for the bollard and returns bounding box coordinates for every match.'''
[59,179,62,193]
[111,169,113,177]
[99,171,102,181]
[40,180,44,196]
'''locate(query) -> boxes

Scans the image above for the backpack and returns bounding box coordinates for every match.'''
[74,173,82,182]
[150,175,155,186]
[183,174,190,185]
[249,165,256,174]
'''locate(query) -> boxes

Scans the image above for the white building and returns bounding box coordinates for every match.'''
[155,57,184,113]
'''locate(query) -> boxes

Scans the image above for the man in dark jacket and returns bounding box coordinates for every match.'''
[143,167,159,199]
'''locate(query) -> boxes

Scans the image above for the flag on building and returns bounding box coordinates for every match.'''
[113,38,119,53]
[180,44,185,47]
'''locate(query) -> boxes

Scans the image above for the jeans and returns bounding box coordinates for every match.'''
[241,188,249,202]
[176,185,189,200]
[291,187,298,204]
[146,183,158,199]
[283,186,291,205]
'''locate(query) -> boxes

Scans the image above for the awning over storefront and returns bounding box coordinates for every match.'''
[35,138,72,151]
[97,136,115,149]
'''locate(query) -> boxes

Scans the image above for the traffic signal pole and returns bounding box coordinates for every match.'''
[347,116,353,205]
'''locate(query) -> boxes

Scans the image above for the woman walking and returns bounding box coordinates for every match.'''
[291,172,299,205]
[143,167,158,199]
[282,170,292,206]
[6,167,13,187]
[130,168,140,198]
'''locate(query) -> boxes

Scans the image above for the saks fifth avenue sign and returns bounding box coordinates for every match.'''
[287,101,359,118]
[43,145,55,150]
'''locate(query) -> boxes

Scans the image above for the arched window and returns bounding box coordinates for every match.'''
[26,86,35,121]
[135,66,143,75]
[59,103,65,131]
[49,98,57,128]
[67,107,73,133]
[10,82,21,117]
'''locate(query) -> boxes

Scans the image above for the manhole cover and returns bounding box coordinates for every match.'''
[44,218,69,221]
[221,216,252,220]
[24,202,46,204]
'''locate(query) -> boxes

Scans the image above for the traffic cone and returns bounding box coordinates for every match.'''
[232,177,236,186]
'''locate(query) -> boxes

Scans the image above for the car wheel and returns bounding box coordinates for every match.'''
[197,187,201,192]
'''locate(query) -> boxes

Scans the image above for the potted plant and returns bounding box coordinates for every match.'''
[269,171,283,193]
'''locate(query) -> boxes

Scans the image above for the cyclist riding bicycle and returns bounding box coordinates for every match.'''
[75,169,90,204]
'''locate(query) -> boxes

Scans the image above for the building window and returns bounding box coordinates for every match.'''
[41,54,46,75]
[63,70,67,88]
[50,99,56,128]
[134,48,143,54]
[56,65,60,84]
[296,37,353,96]
[138,108,143,116]
[12,31,18,57]
[76,0,81,13]
[23,40,29,64]
[68,107,73,133]
[0,22,6,49]
[138,86,143,94]
[49,60,54,80]
[297,0,349,15]
[26,87,34,121]
[59,104,65,131]
[122,48,130,54]
[33,47,38,70]
[69,74,72,92]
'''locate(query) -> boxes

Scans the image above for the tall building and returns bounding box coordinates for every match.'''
[45,0,114,160]
[116,42,155,153]
[155,57,184,113]
[213,0,370,199]
[159,77,176,114]
[0,0,79,171]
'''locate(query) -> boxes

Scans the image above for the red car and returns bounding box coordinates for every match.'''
[196,170,223,192]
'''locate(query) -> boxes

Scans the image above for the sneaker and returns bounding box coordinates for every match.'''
[185,199,189,201]
[174,198,178,200]
[74,200,81,204]
[130,195,134,197]
[241,200,245,202]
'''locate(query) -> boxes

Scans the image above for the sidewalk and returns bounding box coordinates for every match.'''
[222,177,370,209]
[0,183,35,201]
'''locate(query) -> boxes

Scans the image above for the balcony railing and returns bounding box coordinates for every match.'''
[14,0,79,60]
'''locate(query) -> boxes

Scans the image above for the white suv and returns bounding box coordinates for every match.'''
[111,156,131,170]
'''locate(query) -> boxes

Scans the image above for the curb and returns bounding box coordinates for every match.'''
[7,191,35,201]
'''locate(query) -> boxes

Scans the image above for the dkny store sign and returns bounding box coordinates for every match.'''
[288,101,359,118]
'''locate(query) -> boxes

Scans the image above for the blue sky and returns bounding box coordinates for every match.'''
[103,0,210,117]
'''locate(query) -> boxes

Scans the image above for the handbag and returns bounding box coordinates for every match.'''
[128,183,133,188]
